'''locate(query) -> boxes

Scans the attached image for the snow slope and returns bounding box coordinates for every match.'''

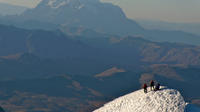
[94,87,199,112]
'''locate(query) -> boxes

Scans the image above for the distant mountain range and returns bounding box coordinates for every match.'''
[0,2,27,15]
[0,24,97,59]
[0,0,200,45]
[136,19,200,36]
[1,24,200,79]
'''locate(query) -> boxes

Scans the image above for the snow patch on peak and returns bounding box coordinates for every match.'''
[76,4,85,9]
[46,0,85,9]
[94,87,187,112]
[47,0,69,9]
[47,0,57,6]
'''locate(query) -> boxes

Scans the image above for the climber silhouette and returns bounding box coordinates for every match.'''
[143,83,148,93]
[154,83,160,91]
[150,80,155,91]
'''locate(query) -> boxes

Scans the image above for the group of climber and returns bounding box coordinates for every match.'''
[143,80,160,93]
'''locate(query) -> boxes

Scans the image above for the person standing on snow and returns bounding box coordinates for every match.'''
[150,80,155,91]
[154,83,160,91]
[143,83,148,93]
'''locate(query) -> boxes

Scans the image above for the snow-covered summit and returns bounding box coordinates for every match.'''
[45,0,99,9]
[94,87,199,112]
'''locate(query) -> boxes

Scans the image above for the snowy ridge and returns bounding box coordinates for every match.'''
[94,87,189,112]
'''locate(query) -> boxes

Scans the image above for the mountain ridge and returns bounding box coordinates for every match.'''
[6,0,200,45]
[21,0,143,36]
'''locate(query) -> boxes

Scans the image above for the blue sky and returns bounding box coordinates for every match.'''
[0,0,199,23]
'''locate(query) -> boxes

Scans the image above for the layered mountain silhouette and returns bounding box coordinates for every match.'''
[1,24,200,70]
[0,0,200,45]
[0,24,97,59]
